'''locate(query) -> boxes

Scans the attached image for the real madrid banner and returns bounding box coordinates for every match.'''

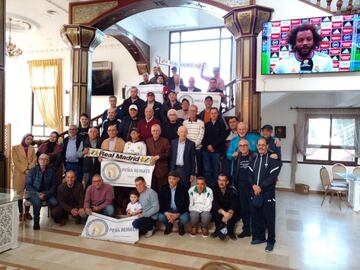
[101,159,154,187]
[87,148,153,165]
[81,213,139,244]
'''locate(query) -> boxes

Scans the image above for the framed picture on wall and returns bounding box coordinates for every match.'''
[275,126,286,139]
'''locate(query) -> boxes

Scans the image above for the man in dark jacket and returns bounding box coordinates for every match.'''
[161,109,182,142]
[82,127,102,190]
[122,86,145,118]
[261,125,281,161]
[211,174,238,240]
[118,104,141,141]
[202,107,226,187]
[25,154,58,230]
[51,170,84,226]
[233,139,255,238]
[158,171,190,236]
[162,91,181,122]
[248,137,281,253]
[170,126,196,189]
[142,91,163,122]
[101,108,122,140]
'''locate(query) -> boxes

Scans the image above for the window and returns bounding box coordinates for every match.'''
[169,27,233,91]
[304,114,358,165]
[31,93,52,138]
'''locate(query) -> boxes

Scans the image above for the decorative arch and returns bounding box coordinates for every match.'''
[69,0,253,73]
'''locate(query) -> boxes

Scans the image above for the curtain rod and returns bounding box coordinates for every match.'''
[290,107,360,110]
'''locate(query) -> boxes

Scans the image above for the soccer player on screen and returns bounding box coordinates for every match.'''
[272,23,333,74]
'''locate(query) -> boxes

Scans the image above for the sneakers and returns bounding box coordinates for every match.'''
[190,227,197,237]
[218,232,227,241]
[144,229,155,238]
[237,231,251,238]
[201,227,209,238]
[164,224,173,235]
[178,225,185,236]
[265,243,274,252]
[251,239,266,245]
[24,212,33,220]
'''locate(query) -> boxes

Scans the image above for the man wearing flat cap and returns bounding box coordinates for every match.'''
[158,170,190,236]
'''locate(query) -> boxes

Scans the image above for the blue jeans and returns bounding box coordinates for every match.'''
[28,194,58,224]
[100,204,115,217]
[158,211,190,228]
[132,217,156,234]
[65,162,83,183]
[202,151,221,187]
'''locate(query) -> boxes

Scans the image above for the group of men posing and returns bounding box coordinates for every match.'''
[23,72,281,252]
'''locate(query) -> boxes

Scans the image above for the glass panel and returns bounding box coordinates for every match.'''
[33,97,44,126]
[220,39,232,85]
[32,126,44,136]
[331,118,355,146]
[171,32,180,43]
[331,149,355,162]
[221,28,232,38]
[181,28,220,42]
[305,148,329,160]
[307,118,330,145]
[170,43,180,63]
[179,40,220,91]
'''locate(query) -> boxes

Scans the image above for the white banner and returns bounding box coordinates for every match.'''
[101,159,154,187]
[125,85,164,103]
[177,92,221,111]
[81,213,139,244]
[125,85,221,111]
[155,56,203,69]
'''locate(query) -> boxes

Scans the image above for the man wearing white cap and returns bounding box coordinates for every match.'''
[118,104,142,141]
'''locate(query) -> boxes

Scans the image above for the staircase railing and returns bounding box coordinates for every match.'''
[299,0,360,14]
[223,79,236,114]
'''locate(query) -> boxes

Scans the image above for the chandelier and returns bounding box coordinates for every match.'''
[6,18,23,57]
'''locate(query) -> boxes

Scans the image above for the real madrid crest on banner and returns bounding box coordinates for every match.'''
[101,162,122,182]
[85,218,109,237]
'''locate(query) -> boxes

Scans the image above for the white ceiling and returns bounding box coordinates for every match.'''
[6,0,224,53]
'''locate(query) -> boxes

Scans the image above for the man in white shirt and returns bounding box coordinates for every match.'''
[273,23,333,74]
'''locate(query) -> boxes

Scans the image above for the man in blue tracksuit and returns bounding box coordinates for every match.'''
[248,137,281,253]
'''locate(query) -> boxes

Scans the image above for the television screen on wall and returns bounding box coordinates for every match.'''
[261,14,360,74]
[92,69,114,96]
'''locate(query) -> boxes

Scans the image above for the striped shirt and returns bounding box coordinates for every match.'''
[183,119,205,150]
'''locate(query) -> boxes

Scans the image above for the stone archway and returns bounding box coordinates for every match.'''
[63,0,272,132]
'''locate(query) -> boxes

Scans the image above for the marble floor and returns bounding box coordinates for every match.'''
[0,191,359,270]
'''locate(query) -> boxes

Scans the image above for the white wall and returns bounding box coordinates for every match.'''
[5,37,141,144]
[261,92,359,191]
[256,0,360,92]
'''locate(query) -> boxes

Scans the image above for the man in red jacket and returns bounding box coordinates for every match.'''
[137,106,160,141]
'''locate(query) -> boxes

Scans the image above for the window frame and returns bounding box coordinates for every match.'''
[31,92,48,138]
[304,113,358,166]
[168,26,233,82]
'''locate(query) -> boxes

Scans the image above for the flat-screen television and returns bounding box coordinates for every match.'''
[261,14,360,74]
[92,69,114,96]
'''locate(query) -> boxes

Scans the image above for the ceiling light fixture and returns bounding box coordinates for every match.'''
[6,17,23,57]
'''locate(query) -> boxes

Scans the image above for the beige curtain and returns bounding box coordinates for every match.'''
[28,59,63,132]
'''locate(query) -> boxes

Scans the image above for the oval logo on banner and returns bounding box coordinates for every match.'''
[102,162,121,182]
[86,219,109,237]
[179,94,194,105]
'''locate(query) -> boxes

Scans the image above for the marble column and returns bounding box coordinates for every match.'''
[61,25,104,125]
[0,0,5,188]
[224,5,273,132]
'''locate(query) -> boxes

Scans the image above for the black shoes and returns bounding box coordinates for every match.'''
[237,231,251,238]
[178,225,185,236]
[33,223,40,230]
[251,239,266,245]
[164,224,173,235]
[228,233,237,240]
[265,243,275,252]
[211,231,219,238]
